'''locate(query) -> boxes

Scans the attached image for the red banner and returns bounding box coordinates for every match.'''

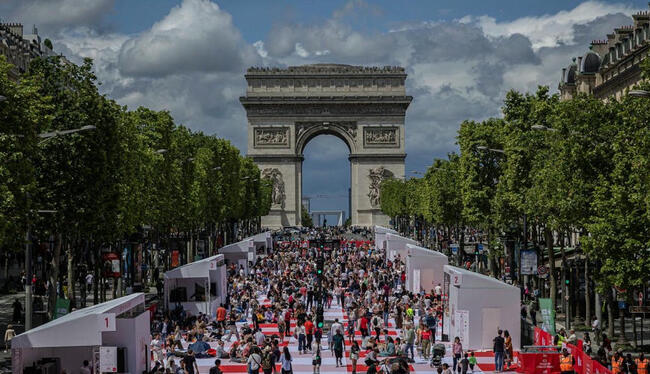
[518,352,561,373]
[534,327,553,346]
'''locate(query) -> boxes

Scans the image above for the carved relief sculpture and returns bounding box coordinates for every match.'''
[365,127,397,145]
[254,127,288,147]
[262,168,286,208]
[368,166,394,207]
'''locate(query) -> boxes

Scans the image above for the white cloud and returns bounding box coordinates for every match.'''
[118,0,259,77]
[465,1,634,49]
[42,0,639,200]
[7,0,114,33]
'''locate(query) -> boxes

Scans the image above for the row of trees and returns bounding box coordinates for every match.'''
[0,55,272,316]
[381,79,649,339]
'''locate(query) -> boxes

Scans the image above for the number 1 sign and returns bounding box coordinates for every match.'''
[99,313,116,331]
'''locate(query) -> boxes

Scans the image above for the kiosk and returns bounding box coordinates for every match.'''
[163,254,227,317]
[442,265,521,350]
[385,233,417,262]
[404,244,448,294]
[374,225,398,250]
[218,239,256,274]
[11,293,150,374]
[251,231,273,255]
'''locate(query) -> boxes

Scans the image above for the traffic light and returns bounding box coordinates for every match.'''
[316,256,324,275]
[565,279,570,285]
[316,306,324,328]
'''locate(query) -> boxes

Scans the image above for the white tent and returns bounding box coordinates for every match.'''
[385,233,417,262]
[219,238,256,273]
[163,254,227,317]
[404,244,448,294]
[250,231,273,255]
[442,265,521,350]
[373,225,398,250]
[12,293,150,374]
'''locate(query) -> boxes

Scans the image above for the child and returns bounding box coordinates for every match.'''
[468,351,477,373]
[460,353,470,374]
[442,363,453,374]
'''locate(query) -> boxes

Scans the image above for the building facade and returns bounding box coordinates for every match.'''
[559,7,650,101]
[0,23,59,80]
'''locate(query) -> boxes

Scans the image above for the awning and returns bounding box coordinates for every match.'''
[11,293,145,348]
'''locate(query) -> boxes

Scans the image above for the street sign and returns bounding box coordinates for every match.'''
[630,306,650,313]
[477,243,484,252]
[520,250,538,275]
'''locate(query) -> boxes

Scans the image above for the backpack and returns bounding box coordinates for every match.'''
[372,316,379,327]
[261,352,273,370]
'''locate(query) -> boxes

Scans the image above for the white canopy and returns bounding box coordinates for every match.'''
[405,244,448,293]
[443,265,521,350]
[164,254,224,280]
[385,233,417,262]
[373,225,398,250]
[250,231,272,248]
[219,238,256,273]
[11,293,145,348]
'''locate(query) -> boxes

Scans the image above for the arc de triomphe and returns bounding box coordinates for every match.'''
[240,64,412,228]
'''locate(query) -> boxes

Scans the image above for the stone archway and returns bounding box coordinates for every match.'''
[240,64,412,228]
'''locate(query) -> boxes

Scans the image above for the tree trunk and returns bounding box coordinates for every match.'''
[48,233,62,318]
[585,257,591,325]
[607,291,615,339]
[93,248,99,305]
[488,229,497,278]
[66,243,74,302]
[545,228,557,311]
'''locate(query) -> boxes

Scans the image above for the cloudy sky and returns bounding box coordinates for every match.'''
[2,0,646,217]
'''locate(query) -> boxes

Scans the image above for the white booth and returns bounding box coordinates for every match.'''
[374,225,398,250]
[250,231,273,255]
[385,233,417,262]
[405,244,448,294]
[164,254,227,317]
[219,239,256,274]
[11,293,150,374]
[442,265,521,350]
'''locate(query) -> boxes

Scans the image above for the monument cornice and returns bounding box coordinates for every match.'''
[241,101,411,117]
[240,95,413,104]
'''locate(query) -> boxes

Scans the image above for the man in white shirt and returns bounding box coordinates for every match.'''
[85,273,93,292]
[330,318,343,339]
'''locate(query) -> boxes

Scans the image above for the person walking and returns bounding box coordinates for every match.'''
[404,323,416,361]
[247,346,262,374]
[279,347,292,374]
[493,330,505,373]
[349,341,360,374]
[420,325,431,360]
[4,324,15,353]
[311,346,321,374]
[452,337,463,372]
[332,329,344,367]
[504,330,513,370]
[209,359,222,374]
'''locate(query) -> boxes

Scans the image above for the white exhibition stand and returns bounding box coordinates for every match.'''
[443,265,521,350]
[385,233,417,262]
[373,225,398,250]
[404,244,448,293]
[250,231,273,255]
[11,293,150,374]
[218,238,256,274]
[164,254,227,317]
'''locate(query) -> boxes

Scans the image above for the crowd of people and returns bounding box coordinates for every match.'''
[149,228,483,374]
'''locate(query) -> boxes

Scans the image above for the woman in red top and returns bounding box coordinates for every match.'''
[359,315,369,337]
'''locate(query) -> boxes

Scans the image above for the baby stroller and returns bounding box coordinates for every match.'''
[430,343,446,367]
